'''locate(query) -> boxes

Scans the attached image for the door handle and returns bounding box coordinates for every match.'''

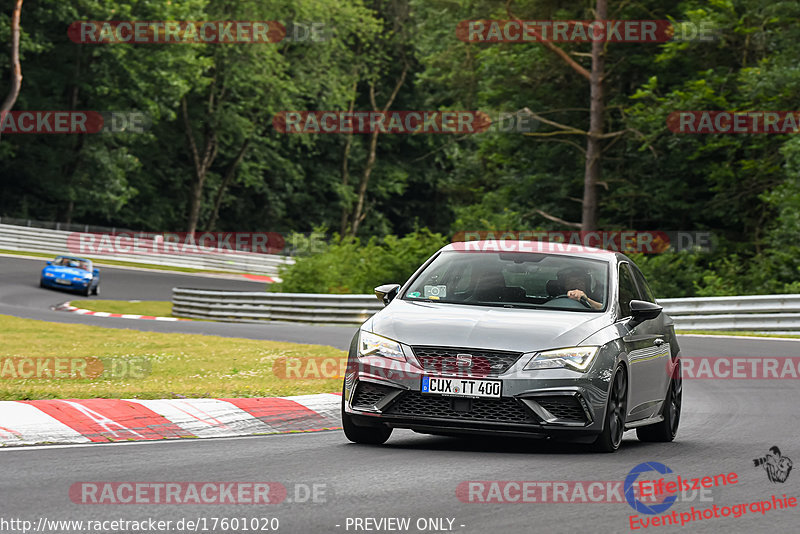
[653,338,665,346]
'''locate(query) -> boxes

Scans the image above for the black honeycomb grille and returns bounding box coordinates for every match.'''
[385,392,535,424]
[352,381,395,409]
[535,396,587,422]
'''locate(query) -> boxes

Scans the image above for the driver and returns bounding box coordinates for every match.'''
[557,267,602,310]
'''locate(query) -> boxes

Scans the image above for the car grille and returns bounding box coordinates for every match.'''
[385,392,536,424]
[411,346,522,377]
[535,396,588,423]
[351,381,396,409]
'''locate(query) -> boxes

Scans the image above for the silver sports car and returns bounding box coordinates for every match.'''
[341,241,682,452]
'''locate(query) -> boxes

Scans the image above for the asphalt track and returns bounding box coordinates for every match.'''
[0,256,356,350]
[1,254,799,533]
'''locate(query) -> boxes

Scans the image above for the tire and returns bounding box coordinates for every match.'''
[82,285,91,297]
[637,362,682,443]
[591,364,628,453]
[39,279,45,288]
[341,387,392,445]
[92,284,99,296]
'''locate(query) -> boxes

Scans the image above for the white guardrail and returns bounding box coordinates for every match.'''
[658,294,800,333]
[0,223,292,276]
[171,288,383,324]
[171,289,800,331]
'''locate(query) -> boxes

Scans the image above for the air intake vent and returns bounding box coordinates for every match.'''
[535,396,588,423]
[352,381,396,409]
[386,392,536,424]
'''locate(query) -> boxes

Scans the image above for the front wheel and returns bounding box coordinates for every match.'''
[637,363,682,442]
[591,364,628,453]
[341,390,392,445]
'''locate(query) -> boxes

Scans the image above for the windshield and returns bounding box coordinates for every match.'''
[55,257,91,271]
[402,251,608,312]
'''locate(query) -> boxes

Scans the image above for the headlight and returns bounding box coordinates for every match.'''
[523,346,600,371]
[44,272,54,277]
[358,331,405,361]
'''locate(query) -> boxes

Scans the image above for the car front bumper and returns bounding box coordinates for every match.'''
[343,349,615,442]
[41,277,91,291]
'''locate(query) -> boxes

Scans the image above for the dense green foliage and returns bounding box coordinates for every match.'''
[2,0,799,296]
[276,241,800,297]
[273,229,447,294]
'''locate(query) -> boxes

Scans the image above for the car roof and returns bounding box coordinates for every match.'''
[444,240,620,260]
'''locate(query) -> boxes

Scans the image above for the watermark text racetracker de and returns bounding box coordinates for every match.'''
[452,230,715,253]
[456,20,718,43]
[68,231,285,255]
[676,356,800,380]
[273,110,537,134]
[68,20,330,44]
[457,476,727,503]
[273,355,509,380]
[668,111,800,134]
[70,481,326,505]
[0,356,150,380]
[0,111,149,134]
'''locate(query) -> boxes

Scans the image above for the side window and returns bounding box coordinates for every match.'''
[630,265,656,303]
[617,264,638,318]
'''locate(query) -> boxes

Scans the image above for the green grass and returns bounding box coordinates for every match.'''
[0,249,249,274]
[677,330,800,339]
[0,314,345,400]
[77,300,175,318]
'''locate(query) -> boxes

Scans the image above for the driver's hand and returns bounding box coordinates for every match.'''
[567,289,586,301]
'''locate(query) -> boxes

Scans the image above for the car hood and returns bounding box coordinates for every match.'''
[44,266,90,277]
[367,299,613,353]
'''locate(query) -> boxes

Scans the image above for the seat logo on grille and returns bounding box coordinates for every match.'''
[455,354,473,367]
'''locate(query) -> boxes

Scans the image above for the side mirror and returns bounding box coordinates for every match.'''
[629,299,662,326]
[374,283,401,306]
[93,268,99,276]
[46,261,52,266]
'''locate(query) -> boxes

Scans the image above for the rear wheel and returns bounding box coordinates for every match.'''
[591,364,628,453]
[341,387,392,445]
[637,362,682,442]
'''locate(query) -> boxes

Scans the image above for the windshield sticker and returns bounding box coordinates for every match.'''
[424,285,447,299]
[407,291,421,298]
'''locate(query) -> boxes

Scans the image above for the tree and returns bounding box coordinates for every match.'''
[505,0,625,231]
[0,0,23,143]
[339,0,411,237]
[178,0,379,234]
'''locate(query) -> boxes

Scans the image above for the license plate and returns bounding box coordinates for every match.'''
[55,279,71,285]
[421,376,502,399]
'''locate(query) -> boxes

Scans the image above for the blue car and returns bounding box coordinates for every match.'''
[40,256,100,296]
